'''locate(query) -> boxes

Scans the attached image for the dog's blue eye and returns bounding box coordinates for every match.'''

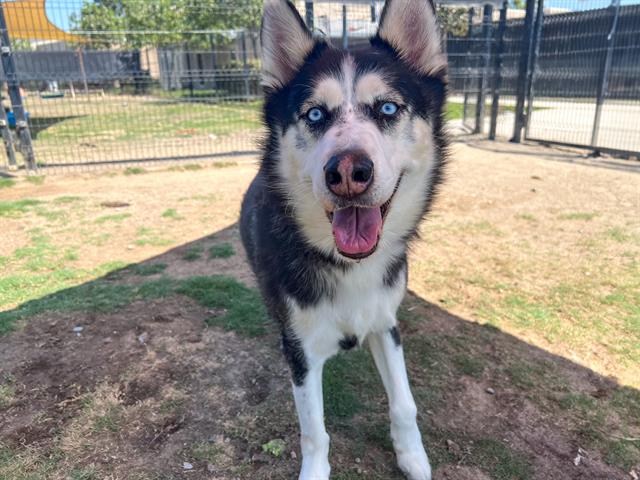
[380,102,399,116]
[307,107,324,123]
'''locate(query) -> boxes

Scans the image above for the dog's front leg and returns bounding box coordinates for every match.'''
[292,357,331,480]
[368,328,431,480]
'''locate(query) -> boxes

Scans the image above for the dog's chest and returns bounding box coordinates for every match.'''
[290,256,406,360]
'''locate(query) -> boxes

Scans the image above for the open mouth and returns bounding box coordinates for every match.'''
[326,176,402,260]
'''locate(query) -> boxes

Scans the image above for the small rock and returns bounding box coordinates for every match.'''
[183,462,193,470]
[446,439,461,455]
[138,332,149,345]
[73,326,84,333]
[127,244,135,250]
[357,468,363,474]
[531,188,537,193]
[355,457,361,464]
[207,463,216,473]
[290,451,297,460]
[486,387,495,395]
[629,469,638,480]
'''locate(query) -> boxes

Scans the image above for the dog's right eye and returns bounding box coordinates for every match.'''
[306,107,325,123]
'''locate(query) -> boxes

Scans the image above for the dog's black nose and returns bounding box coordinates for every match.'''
[324,151,373,198]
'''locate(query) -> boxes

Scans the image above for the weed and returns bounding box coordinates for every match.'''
[161,208,183,220]
[209,243,235,259]
[25,176,45,185]
[0,384,15,408]
[95,213,131,224]
[0,178,15,189]
[53,196,82,204]
[70,466,98,480]
[516,213,537,222]
[212,161,238,168]
[124,167,146,175]
[92,405,122,433]
[262,439,286,457]
[606,227,631,243]
[183,163,203,171]
[189,442,224,463]
[559,212,597,221]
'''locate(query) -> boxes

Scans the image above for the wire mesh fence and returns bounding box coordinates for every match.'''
[0,0,638,173]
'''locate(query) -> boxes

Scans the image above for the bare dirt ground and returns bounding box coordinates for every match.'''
[0,140,639,479]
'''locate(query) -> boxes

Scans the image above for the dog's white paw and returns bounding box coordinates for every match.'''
[397,449,432,480]
[298,458,330,480]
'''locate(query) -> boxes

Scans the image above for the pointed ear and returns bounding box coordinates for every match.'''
[374,0,446,77]
[261,0,315,89]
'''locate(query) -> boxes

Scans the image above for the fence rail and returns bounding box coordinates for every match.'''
[0,0,638,172]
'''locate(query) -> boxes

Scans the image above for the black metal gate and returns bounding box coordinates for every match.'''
[524,0,640,156]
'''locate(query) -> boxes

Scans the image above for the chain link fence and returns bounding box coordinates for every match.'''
[0,0,638,173]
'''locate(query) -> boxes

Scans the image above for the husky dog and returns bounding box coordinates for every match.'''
[240,0,447,478]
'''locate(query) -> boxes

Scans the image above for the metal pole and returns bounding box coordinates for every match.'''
[474,4,494,134]
[489,1,508,140]
[0,92,17,169]
[591,0,621,148]
[0,2,35,169]
[77,48,89,96]
[241,30,250,99]
[305,2,314,30]
[524,0,544,139]
[371,0,377,22]
[342,5,349,50]
[511,0,537,142]
[462,7,475,126]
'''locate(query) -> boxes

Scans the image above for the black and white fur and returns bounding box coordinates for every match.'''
[240,1,447,478]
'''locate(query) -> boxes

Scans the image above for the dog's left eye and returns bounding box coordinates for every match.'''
[380,102,399,116]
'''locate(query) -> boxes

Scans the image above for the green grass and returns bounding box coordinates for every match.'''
[0,273,266,338]
[323,349,380,421]
[0,199,42,218]
[25,176,45,185]
[123,167,146,175]
[0,178,15,189]
[128,263,167,276]
[95,213,131,224]
[559,212,598,221]
[135,227,173,247]
[176,276,268,336]
[35,100,262,146]
[53,196,82,204]
[209,243,235,259]
[606,227,632,243]
[516,213,537,222]
[161,208,183,220]
[471,438,532,480]
[182,246,203,262]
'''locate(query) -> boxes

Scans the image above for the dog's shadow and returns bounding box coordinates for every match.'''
[0,223,637,479]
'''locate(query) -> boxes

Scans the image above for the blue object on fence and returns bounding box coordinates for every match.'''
[6,110,30,128]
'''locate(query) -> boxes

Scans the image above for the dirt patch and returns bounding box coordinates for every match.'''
[1,142,639,479]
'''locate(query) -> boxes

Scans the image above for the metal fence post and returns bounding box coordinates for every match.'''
[0,94,17,169]
[524,0,545,139]
[241,30,250,99]
[591,0,621,149]
[305,2,314,30]
[474,4,494,134]
[462,7,475,126]
[342,5,349,50]
[489,1,508,140]
[0,1,35,170]
[511,0,537,143]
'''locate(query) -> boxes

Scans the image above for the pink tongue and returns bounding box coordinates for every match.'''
[332,206,383,256]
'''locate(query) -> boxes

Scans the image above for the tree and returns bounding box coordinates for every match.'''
[437,6,470,37]
[71,0,262,49]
